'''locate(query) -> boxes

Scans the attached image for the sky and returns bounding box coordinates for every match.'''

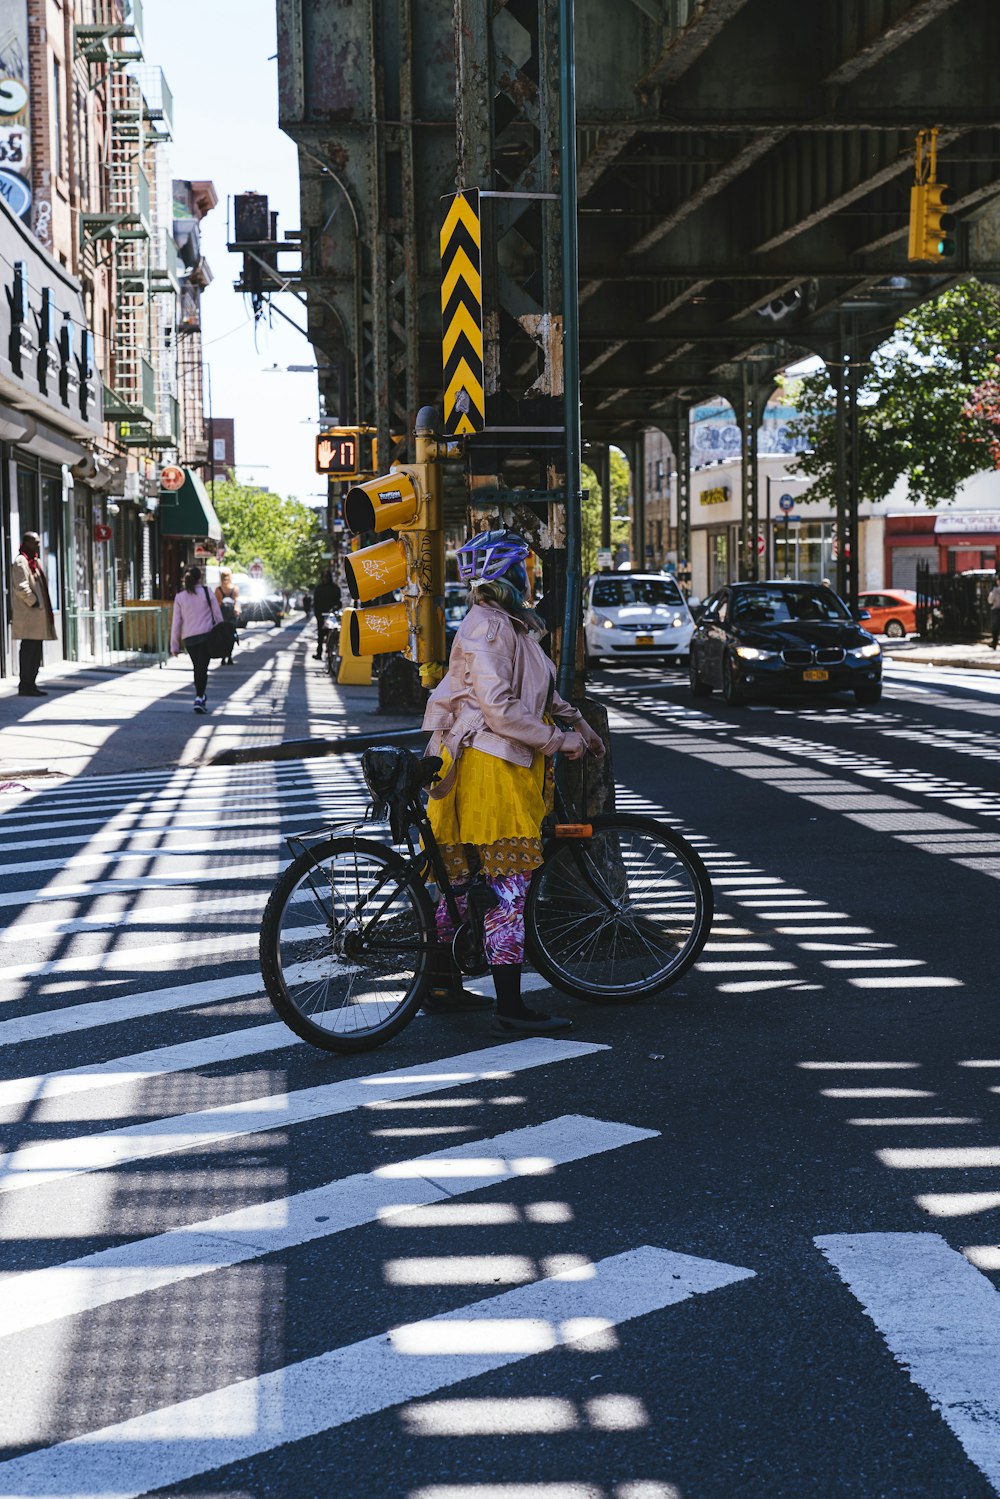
[143,0,324,506]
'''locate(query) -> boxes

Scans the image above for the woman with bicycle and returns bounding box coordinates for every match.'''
[423,529,605,1036]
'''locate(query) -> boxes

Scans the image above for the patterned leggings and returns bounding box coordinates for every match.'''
[435,872,532,966]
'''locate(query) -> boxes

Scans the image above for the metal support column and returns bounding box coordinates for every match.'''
[739,368,760,581]
[673,411,691,593]
[557,0,582,701]
[833,328,859,605]
[632,438,646,571]
[599,446,612,551]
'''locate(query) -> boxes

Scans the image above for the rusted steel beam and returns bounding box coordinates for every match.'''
[825,0,963,86]
[638,0,753,90]
[628,131,788,256]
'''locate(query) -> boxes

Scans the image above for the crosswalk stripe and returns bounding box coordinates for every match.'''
[0,1022,298,1109]
[0,1039,606,1195]
[2,927,262,984]
[0,1244,754,1497]
[816,1232,1000,1493]
[0,1115,656,1336]
[0,890,268,946]
[0,971,266,1047]
[0,865,282,913]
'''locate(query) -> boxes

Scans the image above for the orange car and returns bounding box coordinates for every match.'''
[857,589,918,638]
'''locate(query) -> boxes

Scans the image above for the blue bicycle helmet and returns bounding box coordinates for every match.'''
[456,529,530,595]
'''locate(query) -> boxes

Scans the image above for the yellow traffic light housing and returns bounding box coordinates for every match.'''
[908,128,956,263]
[340,415,448,673]
[344,537,408,603]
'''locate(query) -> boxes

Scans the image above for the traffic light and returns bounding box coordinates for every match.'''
[908,129,957,263]
[340,410,447,680]
[315,427,376,479]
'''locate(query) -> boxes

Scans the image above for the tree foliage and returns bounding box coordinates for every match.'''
[211,476,327,590]
[783,280,1000,509]
[581,447,632,573]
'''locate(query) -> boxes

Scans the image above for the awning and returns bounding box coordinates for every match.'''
[157,468,223,542]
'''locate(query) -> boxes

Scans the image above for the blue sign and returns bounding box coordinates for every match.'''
[778,493,795,513]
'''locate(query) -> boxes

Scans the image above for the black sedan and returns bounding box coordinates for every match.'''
[688,582,883,707]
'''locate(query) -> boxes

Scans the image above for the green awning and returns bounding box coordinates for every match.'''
[158,469,223,542]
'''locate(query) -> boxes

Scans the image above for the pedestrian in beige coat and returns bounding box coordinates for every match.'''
[11,531,56,696]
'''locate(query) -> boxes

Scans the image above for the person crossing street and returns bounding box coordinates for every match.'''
[988,573,1000,650]
[11,531,56,697]
[312,567,342,660]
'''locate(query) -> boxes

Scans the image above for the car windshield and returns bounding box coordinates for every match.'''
[732,587,850,624]
[592,577,684,608]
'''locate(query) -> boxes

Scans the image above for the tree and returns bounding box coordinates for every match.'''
[783,280,1000,509]
[581,447,631,573]
[211,476,327,590]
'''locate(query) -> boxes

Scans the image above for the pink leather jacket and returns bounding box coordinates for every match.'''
[423,601,587,769]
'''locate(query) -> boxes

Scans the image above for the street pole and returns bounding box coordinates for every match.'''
[557,0,582,702]
[766,474,772,578]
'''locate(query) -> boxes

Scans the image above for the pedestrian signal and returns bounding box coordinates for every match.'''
[316,428,375,478]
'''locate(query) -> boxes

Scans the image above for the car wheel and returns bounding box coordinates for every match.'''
[689,652,712,697]
[884,619,906,639]
[721,655,745,706]
[854,685,883,706]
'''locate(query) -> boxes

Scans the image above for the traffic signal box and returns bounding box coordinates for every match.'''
[340,422,446,685]
[908,129,956,263]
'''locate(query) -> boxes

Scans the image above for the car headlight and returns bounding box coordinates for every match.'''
[671,614,685,628]
[735,645,777,661]
[589,610,615,630]
[850,642,882,658]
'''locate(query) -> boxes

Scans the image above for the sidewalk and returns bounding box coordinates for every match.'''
[0,616,421,783]
[883,639,1000,672]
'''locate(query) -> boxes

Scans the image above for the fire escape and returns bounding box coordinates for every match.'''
[75,0,179,451]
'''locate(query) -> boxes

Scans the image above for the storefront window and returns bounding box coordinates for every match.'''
[16,464,38,537]
[773,520,836,583]
[41,473,62,612]
[709,529,730,592]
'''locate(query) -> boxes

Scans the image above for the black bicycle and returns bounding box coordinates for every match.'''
[259,745,713,1053]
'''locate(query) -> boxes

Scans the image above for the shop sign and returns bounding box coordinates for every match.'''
[700,486,730,506]
[160,464,185,492]
[934,511,1000,535]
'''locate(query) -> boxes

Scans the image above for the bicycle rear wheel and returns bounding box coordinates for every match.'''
[260,837,434,1053]
[525,814,713,1002]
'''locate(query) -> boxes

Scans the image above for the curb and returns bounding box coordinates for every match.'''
[892,655,1000,673]
[211,725,429,766]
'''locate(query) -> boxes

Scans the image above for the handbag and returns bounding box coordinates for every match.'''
[187,588,238,659]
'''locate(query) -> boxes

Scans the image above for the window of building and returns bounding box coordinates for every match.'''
[52,57,63,178]
[213,437,226,461]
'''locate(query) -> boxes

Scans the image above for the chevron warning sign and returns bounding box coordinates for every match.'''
[440,190,486,435]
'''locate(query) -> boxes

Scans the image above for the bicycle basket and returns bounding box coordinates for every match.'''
[360,746,442,843]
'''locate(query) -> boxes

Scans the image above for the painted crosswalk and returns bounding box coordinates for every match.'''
[5,721,1000,1496]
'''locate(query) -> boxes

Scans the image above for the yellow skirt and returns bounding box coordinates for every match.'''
[427,744,549,881]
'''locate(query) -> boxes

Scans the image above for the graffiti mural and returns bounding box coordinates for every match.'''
[690,398,810,464]
[0,1,30,224]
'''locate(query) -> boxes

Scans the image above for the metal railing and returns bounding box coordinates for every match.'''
[65,604,170,667]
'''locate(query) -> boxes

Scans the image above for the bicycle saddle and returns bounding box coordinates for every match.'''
[361,746,442,842]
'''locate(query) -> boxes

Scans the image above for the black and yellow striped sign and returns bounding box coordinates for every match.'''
[440,190,485,435]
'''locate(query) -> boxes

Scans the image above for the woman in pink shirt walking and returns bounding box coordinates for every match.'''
[170,566,224,713]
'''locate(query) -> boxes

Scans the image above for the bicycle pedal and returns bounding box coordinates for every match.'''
[554,823,593,838]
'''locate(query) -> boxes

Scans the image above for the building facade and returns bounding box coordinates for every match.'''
[0,0,219,675]
[640,409,1000,601]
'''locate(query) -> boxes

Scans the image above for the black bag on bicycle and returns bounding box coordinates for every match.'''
[361,746,442,843]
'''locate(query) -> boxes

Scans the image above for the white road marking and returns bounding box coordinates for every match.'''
[816,1232,1000,1494]
[0,1115,655,1336]
[0,1245,754,1498]
[0,1022,300,1110]
[0,1039,606,1195]
[0,972,268,1049]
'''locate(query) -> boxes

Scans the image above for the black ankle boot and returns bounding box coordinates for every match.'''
[489,964,571,1035]
[422,943,492,1013]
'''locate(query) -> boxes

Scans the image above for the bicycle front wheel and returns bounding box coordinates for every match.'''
[526,814,713,1002]
[260,837,434,1053]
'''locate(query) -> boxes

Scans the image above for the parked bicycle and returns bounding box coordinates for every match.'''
[259,745,713,1053]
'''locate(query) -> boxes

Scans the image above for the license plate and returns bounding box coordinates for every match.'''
[803,668,829,682]
[635,635,654,645]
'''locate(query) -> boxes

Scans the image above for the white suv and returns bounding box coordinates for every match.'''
[585,572,695,667]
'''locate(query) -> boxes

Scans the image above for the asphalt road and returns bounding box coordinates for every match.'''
[1,653,999,1498]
